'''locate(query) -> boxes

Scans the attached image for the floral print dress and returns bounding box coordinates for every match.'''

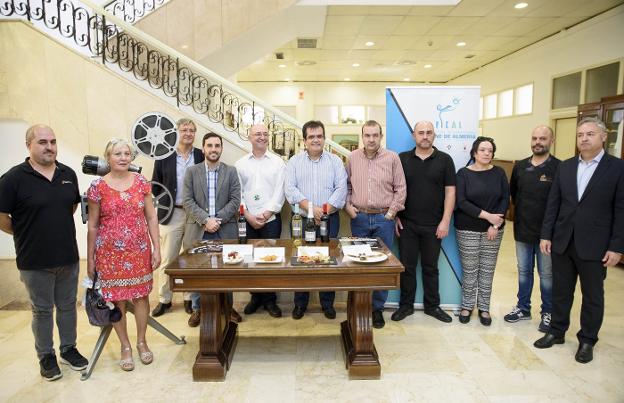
[87,174,153,302]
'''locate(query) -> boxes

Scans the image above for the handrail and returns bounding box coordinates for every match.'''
[0,0,351,160]
[103,0,169,25]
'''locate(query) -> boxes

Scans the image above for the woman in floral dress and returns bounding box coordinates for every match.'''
[87,138,160,371]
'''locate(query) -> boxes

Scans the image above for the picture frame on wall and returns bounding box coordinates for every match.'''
[332,134,359,151]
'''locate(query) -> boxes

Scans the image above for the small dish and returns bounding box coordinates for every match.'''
[223,251,244,265]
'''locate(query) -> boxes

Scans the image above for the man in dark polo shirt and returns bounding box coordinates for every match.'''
[0,124,88,381]
[504,126,560,332]
[391,121,456,323]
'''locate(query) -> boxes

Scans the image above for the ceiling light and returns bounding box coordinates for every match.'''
[403,78,410,82]
[352,63,360,67]
[456,41,466,47]
[365,41,375,47]
[344,78,351,81]
[514,2,528,9]
[278,64,286,68]
[284,78,291,81]
[424,64,432,69]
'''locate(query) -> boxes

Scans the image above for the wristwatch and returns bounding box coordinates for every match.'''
[492,224,499,230]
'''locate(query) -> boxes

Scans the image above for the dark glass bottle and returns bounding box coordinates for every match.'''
[304,203,316,244]
[238,204,247,244]
[320,203,329,242]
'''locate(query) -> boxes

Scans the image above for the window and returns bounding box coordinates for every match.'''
[515,84,533,115]
[340,106,366,125]
[585,62,620,103]
[552,72,581,109]
[484,94,497,119]
[498,89,513,117]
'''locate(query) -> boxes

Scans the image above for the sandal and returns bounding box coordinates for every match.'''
[119,346,134,371]
[136,341,154,365]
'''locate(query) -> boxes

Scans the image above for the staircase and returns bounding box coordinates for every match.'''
[0,0,350,160]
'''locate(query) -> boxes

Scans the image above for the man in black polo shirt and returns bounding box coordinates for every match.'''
[504,126,560,332]
[0,124,88,381]
[391,121,456,323]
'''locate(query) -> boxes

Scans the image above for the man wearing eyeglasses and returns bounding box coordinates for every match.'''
[285,120,348,320]
[151,118,205,317]
[235,123,286,318]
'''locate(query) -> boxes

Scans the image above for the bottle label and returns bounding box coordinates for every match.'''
[292,225,302,238]
[305,230,316,242]
[238,222,246,236]
[320,222,327,236]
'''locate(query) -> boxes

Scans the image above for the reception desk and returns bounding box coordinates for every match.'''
[165,239,403,381]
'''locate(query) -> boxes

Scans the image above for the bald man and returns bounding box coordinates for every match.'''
[504,126,560,333]
[0,124,88,381]
[235,123,286,318]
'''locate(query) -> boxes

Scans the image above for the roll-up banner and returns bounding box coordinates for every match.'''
[385,86,480,308]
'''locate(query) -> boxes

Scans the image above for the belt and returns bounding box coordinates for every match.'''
[174,205,184,209]
[357,207,388,215]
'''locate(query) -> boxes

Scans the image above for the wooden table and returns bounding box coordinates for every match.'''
[165,239,403,381]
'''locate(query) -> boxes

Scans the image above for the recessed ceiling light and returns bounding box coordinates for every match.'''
[424,64,432,69]
[365,41,375,47]
[278,64,286,68]
[344,78,351,81]
[514,2,528,9]
[456,41,466,47]
[284,78,291,81]
[352,63,360,67]
[403,78,410,82]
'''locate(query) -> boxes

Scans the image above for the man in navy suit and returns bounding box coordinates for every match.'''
[535,117,624,364]
[151,118,204,317]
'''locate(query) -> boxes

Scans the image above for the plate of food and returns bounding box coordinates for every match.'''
[344,252,388,263]
[253,247,285,264]
[295,253,334,265]
[223,251,244,265]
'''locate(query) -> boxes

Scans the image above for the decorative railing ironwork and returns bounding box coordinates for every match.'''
[0,0,351,161]
[103,0,167,25]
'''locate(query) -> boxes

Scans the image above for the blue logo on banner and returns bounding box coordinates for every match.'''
[436,98,462,129]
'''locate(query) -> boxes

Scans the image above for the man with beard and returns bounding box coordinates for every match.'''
[183,132,242,327]
[151,118,204,317]
[504,126,560,332]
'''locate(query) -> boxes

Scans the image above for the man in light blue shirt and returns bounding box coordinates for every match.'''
[285,120,347,320]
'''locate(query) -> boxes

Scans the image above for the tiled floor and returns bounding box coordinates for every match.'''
[1,228,623,402]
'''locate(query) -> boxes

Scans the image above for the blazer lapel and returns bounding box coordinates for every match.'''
[579,155,611,203]
[198,164,209,208]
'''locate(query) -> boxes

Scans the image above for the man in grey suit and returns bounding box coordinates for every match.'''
[183,132,242,327]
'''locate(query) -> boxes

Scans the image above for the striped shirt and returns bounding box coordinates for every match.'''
[285,151,347,216]
[346,147,407,215]
[205,163,219,217]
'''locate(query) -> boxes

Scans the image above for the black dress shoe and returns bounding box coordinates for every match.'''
[244,299,262,315]
[390,306,414,322]
[292,305,305,320]
[230,308,243,323]
[575,343,593,363]
[424,306,452,323]
[151,302,172,317]
[534,333,565,349]
[184,300,193,314]
[458,310,471,324]
[323,306,336,319]
[264,303,282,318]
[372,310,385,329]
[478,310,492,326]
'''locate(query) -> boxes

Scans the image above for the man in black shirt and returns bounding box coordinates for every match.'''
[504,126,560,333]
[391,121,456,323]
[0,124,88,381]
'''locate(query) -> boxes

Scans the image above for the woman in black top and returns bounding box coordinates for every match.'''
[455,137,509,326]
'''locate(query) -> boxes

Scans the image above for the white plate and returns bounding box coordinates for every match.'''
[223,256,244,265]
[344,253,388,263]
[253,256,284,264]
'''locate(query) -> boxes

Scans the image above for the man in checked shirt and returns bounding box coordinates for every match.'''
[344,120,407,329]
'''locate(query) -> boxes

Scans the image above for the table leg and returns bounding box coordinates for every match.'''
[192,292,238,381]
[340,290,381,379]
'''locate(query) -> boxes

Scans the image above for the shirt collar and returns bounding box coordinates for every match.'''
[412,146,438,160]
[305,150,325,161]
[204,161,220,172]
[246,151,269,161]
[578,149,604,164]
[362,147,385,159]
[22,158,61,172]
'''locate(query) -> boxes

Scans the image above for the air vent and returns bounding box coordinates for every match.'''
[275,52,284,60]
[297,38,317,49]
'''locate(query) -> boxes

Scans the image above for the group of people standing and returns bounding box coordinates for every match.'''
[0,115,621,381]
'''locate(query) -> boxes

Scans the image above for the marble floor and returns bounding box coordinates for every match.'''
[1,229,623,403]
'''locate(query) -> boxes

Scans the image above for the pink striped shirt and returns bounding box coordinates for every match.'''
[346,147,407,215]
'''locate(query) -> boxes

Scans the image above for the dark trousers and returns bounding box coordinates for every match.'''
[247,214,282,306]
[550,238,606,346]
[294,213,340,310]
[397,224,442,310]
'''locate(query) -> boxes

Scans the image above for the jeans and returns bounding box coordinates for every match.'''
[19,262,79,359]
[247,214,282,306]
[515,241,552,314]
[350,212,395,311]
[294,212,340,310]
[190,231,233,311]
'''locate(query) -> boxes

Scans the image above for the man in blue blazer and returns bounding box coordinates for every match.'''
[151,118,204,317]
[535,117,624,363]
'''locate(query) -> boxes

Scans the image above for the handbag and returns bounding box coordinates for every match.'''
[85,272,121,327]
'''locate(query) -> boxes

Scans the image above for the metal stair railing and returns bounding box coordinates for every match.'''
[103,0,169,25]
[0,0,351,160]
